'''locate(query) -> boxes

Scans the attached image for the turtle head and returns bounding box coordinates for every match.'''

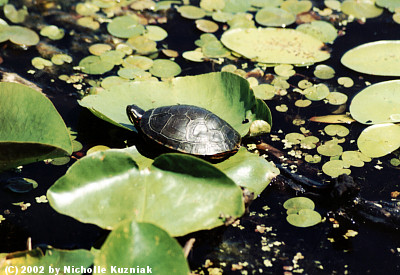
[126,105,145,126]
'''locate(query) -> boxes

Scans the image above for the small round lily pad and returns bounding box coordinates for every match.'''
[177,5,206,19]
[357,123,400,158]
[182,50,205,62]
[283,196,315,211]
[322,159,351,178]
[326,91,348,105]
[324,124,349,137]
[144,25,168,41]
[317,140,343,156]
[149,59,181,78]
[107,15,144,38]
[314,64,335,79]
[195,19,219,33]
[287,208,322,227]
[253,84,275,100]
[304,84,330,101]
[40,25,64,40]
[79,55,114,75]
[255,7,296,27]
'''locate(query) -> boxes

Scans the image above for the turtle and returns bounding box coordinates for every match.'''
[126,104,241,159]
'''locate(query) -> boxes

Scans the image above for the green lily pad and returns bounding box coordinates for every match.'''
[284,197,321,227]
[144,25,168,41]
[376,0,400,12]
[40,25,65,40]
[349,80,400,124]
[223,0,251,13]
[200,0,225,11]
[283,196,315,212]
[296,20,338,44]
[212,10,235,22]
[314,64,335,79]
[0,25,40,46]
[326,91,348,105]
[324,124,349,137]
[255,7,296,27]
[0,82,72,172]
[3,4,27,23]
[215,147,279,196]
[107,15,144,38]
[287,208,322,227]
[47,150,245,236]
[317,140,343,156]
[79,72,272,136]
[341,41,400,76]
[281,0,312,14]
[342,150,371,167]
[149,59,181,78]
[322,159,351,178]
[79,55,115,75]
[0,247,93,275]
[221,28,330,64]
[304,83,330,101]
[357,123,400,158]
[123,55,154,69]
[177,5,206,19]
[341,0,383,18]
[227,13,256,29]
[251,0,283,7]
[252,84,275,100]
[94,221,189,275]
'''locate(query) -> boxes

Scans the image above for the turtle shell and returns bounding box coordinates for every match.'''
[139,105,241,157]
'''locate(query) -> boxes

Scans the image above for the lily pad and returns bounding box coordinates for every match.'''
[107,15,144,38]
[47,150,245,236]
[149,59,181,78]
[0,247,93,275]
[296,20,337,44]
[223,0,251,13]
[287,208,322,227]
[79,72,272,136]
[283,196,315,212]
[40,25,64,40]
[376,0,400,12]
[284,197,321,227]
[221,28,330,64]
[357,123,400,158]
[341,41,400,76]
[322,159,351,178]
[341,0,383,18]
[0,82,72,172]
[79,55,115,75]
[255,7,296,27]
[177,5,206,19]
[349,80,400,124]
[1,25,40,46]
[94,221,189,274]
[281,0,312,14]
[215,147,279,196]
[317,140,343,156]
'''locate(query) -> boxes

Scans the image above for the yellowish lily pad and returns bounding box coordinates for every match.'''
[341,41,400,76]
[255,7,296,27]
[221,28,330,65]
[349,80,400,124]
[357,123,400,158]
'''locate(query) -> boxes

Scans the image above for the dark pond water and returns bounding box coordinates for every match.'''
[1,1,400,274]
